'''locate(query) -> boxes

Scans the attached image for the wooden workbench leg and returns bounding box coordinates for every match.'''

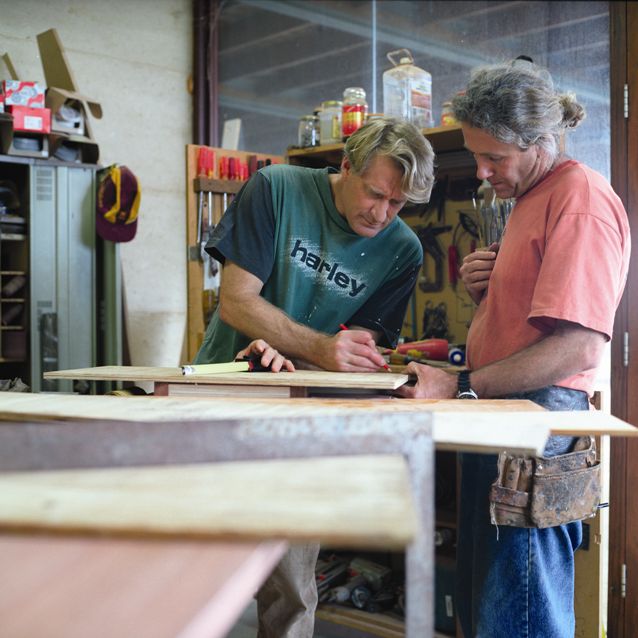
[404,435,435,637]
[154,382,169,396]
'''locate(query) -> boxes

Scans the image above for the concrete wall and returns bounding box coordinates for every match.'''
[1,0,192,367]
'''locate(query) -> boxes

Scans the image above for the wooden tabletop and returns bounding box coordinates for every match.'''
[0,534,286,638]
[0,454,417,549]
[0,393,635,456]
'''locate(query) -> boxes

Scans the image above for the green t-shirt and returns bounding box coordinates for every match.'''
[194,164,422,364]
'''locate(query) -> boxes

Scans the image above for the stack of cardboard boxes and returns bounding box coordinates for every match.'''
[0,29,101,163]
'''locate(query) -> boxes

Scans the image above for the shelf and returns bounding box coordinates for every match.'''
[0,234,27,241]
[193,176,246,195]
[1,326,25,331]
[287,125,466,167]
[316,604,404,637]
[0,298,25,303]
[0,270,26,276]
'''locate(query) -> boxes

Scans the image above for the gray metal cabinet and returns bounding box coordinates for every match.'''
[29,164,97,392]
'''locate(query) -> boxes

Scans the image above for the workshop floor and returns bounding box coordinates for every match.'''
[228,600,376,638]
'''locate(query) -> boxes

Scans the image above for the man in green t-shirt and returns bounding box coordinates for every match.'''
[196,117,434,637]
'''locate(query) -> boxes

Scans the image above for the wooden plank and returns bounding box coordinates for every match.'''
[193,176,245,194]
[0,393,635,460]
[0,455,417,550]
[43,365,409,390]
[0,392,537,423]
[0,534,286,638]
[163,383,295,399]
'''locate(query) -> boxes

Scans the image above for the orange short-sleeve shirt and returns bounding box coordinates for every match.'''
[467,160,630,395]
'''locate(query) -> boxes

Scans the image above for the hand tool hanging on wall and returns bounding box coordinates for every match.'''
[421,300,449,340]
[448,212,480,289]
[421,175,448,223]
[199,149,217,325]
[416,223,452,292]
[195,147,208,247]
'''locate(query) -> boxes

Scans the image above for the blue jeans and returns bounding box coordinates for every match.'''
[456,386,589,638]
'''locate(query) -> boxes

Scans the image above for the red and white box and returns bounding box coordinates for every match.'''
[2,80,45,109]
[8,105,51,133]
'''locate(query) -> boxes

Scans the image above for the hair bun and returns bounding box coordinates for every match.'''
[560,93,586,129]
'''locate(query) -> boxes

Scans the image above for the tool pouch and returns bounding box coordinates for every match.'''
[489,436,600,528]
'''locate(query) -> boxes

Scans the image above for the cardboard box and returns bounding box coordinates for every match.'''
[8,105,51,133]
[2,80,45,108]
[0,113,49,158]
[36,28,102,164]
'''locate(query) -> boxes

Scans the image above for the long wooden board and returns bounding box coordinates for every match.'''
[0,455,415,549]
[0,393,635,441]
[0,535,286,638]
[44,365,408,390]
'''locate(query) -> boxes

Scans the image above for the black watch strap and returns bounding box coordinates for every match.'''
[457,370,478,399]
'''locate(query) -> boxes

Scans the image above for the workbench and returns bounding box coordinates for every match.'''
[2,387,636,637]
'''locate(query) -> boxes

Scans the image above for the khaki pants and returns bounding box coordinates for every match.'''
[256,542,321,638]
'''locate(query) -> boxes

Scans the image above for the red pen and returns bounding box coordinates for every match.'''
[339,324,391,372]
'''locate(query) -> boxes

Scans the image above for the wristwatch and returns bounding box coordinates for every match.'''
[456,370,478,400]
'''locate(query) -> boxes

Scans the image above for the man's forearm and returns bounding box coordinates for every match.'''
[219,292,329,367]
[217,261,387,372]
[470,323,605,398]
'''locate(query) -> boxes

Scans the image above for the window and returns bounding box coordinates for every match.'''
[217,0,610,176]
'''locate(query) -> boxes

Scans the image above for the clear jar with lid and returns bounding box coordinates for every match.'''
[341,87,368,139]
[298,114,319,147]
[319,100,342,145]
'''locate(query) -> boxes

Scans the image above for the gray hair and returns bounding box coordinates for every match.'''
[344,117,434,203]
[451,59,586,160]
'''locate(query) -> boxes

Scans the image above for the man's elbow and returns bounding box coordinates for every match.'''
[576,332,607,372]
[217,295,240,326]
[583,340,607,371]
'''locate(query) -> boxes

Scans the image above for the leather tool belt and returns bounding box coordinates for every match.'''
[489,436,601,528]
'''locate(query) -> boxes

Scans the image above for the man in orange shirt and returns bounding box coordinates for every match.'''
[398,58,630,637]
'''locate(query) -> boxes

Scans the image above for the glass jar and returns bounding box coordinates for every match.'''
[298,115,318,147]
[319,100,342,145]
[341,87,368,139]
[441,101,457,127]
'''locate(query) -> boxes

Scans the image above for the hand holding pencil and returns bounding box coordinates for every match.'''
[337,324,391,372]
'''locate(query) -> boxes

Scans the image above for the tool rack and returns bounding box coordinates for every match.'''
[184,145,283,362]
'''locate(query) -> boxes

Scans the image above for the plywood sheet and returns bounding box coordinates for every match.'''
[0,392,539,423]
[0,394,635,457]
[0,535,286,638]
[44,365,408,390]
[0,455,416,550]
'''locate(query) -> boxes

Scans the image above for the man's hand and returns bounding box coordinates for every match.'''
[235,339,295,372]
[317,328,387,372]
[395,362,457,399]
[459,242,499,304]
